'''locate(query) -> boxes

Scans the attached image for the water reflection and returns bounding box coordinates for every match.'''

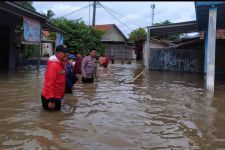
[0,61,225,149]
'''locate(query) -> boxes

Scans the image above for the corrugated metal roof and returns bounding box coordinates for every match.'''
[146,2,225,36]
[195,2,225,6]
[146,21,199,36]
[0,1,48,21]
[195,2,225,31]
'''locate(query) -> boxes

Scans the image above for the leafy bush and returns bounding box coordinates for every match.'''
[51,17,104,55]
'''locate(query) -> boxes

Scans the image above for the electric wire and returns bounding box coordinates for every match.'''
[100,4,134,31]
[101,4,151,25]
[61,2,93,18]
[100,4,147,29]
[70,5,88,21]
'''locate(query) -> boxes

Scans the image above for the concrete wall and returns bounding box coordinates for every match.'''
[102,28,126,42]
[149,48,204,72]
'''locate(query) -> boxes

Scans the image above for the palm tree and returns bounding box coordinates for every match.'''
[47,10,55,19]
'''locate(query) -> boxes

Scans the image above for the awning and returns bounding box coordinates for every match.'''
[0,1,47,22]
[42,22,66,34]
[195,2,225,31]
[146,21,199,36]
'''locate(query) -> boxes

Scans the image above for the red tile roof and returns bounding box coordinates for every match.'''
[94,24,114,32]
[94,24,128,41]
[200,29,225,39]
[42,31,49,37]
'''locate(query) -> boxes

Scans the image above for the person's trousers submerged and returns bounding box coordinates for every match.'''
[41,95,61,111]
[82,77,94,83]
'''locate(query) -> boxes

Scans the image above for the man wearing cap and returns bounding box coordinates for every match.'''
[41,44,68,111]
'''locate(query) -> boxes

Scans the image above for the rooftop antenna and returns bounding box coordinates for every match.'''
[150,4,155,26]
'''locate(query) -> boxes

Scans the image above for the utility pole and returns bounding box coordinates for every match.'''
[92,1,97,26]
[151,4,155,26]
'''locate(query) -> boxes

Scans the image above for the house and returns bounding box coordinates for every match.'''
[144,2,225,92]
[0,1,65,69]
[142,28,225,73]
[94,24,134,60]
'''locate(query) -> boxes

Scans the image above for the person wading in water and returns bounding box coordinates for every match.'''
[41,45,68,111]
[81,48,97,83]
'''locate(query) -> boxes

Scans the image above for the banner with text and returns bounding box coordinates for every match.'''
[23,17,41,42]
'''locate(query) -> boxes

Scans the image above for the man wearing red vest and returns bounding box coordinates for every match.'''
[41,44,68,111]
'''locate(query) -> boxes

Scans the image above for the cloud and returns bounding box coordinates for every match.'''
[49,3,81,17]
[33,2,87,18]
[33,1,196,37]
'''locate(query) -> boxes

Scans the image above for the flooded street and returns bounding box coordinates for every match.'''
[0,61,225,150]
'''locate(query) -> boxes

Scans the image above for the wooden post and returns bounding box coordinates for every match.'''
[204,31,208,75]
[206,7,217,95]
[92,1,97,26]
[37,24,42,68]
[8,25,16,70]
[145,28,150,71]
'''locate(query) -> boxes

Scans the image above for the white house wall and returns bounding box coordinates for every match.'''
[42,43,53,56]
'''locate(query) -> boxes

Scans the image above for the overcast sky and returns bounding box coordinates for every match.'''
[33,1,196,37]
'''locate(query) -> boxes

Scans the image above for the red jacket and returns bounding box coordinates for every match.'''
[42,55,66,100]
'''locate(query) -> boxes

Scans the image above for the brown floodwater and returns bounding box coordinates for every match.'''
[0,61,225,150]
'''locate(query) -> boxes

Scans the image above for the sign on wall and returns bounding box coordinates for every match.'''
[23,17,41,42]
[55,32,64,47]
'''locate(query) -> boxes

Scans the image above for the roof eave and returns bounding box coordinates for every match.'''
[3,1,48,21]
[43,22,66,34]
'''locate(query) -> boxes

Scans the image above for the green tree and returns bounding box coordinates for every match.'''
[153,20,171,26]
[153,20,181,41]
[15,1,36,11]
[51,17,104,55]
[128,27,147,42]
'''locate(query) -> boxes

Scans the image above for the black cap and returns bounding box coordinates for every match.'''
[56,45,68,53]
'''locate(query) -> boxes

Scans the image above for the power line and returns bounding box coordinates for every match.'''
[89,1,91,26]
[100,4,148,29]
[70,5,88,20]
[62,3,93,18]
[100,4,134,31]
[102,4,151,25]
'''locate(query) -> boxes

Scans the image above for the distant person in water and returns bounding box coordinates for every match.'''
[74,53,83,82]
[99,54,109,68]
[65,54,76,93]
[99,54,104,66]
[81,48,97,83]
[41,44,68,111]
